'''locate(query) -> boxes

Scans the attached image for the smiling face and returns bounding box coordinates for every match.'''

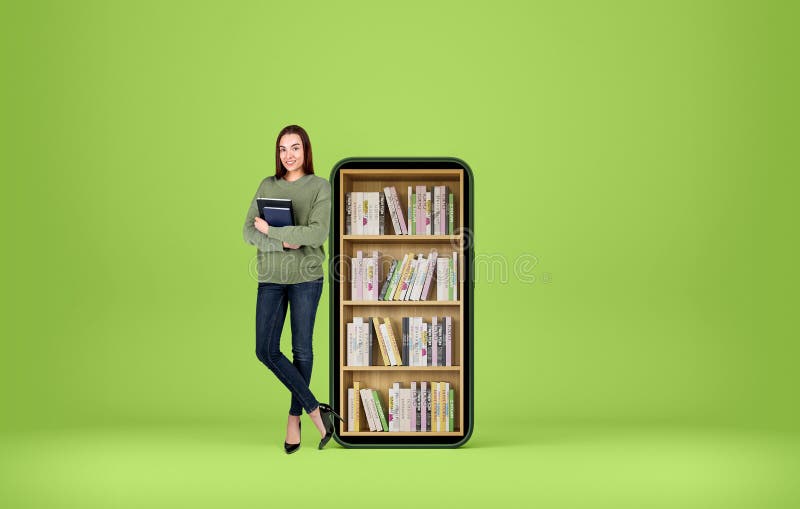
[279,133,305,176]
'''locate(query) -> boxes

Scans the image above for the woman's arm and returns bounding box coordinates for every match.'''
[243,181,284,252]
[266,180,331,248]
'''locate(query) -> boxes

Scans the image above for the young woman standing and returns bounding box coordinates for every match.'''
[243,124,341,453]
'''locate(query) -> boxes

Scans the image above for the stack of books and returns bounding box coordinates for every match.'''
[350,250,380,301]
[345,192,385,235]
[407,185,454,236]
[350,250,458,302]
[348,381,389,432]
[348,381,455,432]
[346,316,454,367]
[344,185,454,236]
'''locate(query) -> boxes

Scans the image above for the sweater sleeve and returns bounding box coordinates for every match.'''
[243,181,285,252]
[267,180,331,248]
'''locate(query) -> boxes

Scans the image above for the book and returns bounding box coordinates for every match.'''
[360,388,378,431]
[379,321,398,366]
[437,256,449,301]
[372,317,389,366]
[451,251,458,301]
[256,198,294,226]
[352,251,363,300]
[353,381,361,432]
[383,187,402,235]
[372,390,389,431]
[420,381,428,432]
[378,259,398,300]
[347,388,354,432]
[425,191,432,235]
[385,253,409,300]
[411,381,417,432]
[448,192,454,234]
[445,316,452,366]
[449,387,455,432]
[386,186,407,234]
[391,253,414,301]
[409,253,430,301]
[364,192,380,235]
[420,250,437,300]
[407,186,413,235]
[345,192,352,235]
[383,317,403,366]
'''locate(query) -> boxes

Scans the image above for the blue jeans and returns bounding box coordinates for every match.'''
[255,277,324,416]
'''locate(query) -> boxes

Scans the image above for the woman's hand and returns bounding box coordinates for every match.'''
[283,242,301,249]
[254,217,269,235]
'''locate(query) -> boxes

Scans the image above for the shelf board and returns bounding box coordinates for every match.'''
[340,431,463,436]
[343,235,461,242]
[343,366,461,371]
[343,300,460,306]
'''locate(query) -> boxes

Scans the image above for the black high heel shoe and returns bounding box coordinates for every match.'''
[284,421,300,455]
[317,403,343,450]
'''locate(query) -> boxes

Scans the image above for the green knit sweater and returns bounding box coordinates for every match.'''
[242,173,331,283]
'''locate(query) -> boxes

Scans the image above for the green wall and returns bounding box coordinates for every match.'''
[1,0,797,431]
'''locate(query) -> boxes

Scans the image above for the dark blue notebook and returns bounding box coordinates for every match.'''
[257,198,294,227]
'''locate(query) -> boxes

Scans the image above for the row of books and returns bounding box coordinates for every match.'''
[351,250,458,301]
[345,185,454,236]
[348,381,455,432]
[347,316,454,367]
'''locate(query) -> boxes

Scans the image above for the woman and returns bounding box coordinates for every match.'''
[242,124,341,453]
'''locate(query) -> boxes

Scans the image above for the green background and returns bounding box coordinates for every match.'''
[2,0,798,507]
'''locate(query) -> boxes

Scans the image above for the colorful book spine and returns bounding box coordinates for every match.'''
[352,250,363,300]
[420,250,437,300]
[436,256,449,301]
[363,256,375,300]
[379,322,398,366]
[360,388,377,431]
[390,186,408,234]
[378,192,385,235]
[410,381,417,432]
[378,259,397,300]
[392,253,414,300]
[383,317,403,366]
[425,191,432,235]
[372,390,388,431]
[452,251,458,301]
[448,192,453,234]
[384,253,408,300]
[347,388,354,431]
[449,388,454,432]
[398,257,417,301]
[372,317,389,366]
[431,316,438,367]
[440,186,448,235]
[409,193,419,235]
[416,185,426,235]
[383,187,402,235]
[445,316,452,366]
[345,192,352,235]
[409,187,415,235]
[409,253,428,301]
[391,382,400,432]
[420,381,427,432]
[353,381,361,432]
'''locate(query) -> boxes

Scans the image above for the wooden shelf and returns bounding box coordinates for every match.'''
[343,366,461,371]
[343,235,461,242]
[343,300,460,306]
[340,431,462,436]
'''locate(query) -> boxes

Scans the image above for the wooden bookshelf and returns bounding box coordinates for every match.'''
[330,160,473,447]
